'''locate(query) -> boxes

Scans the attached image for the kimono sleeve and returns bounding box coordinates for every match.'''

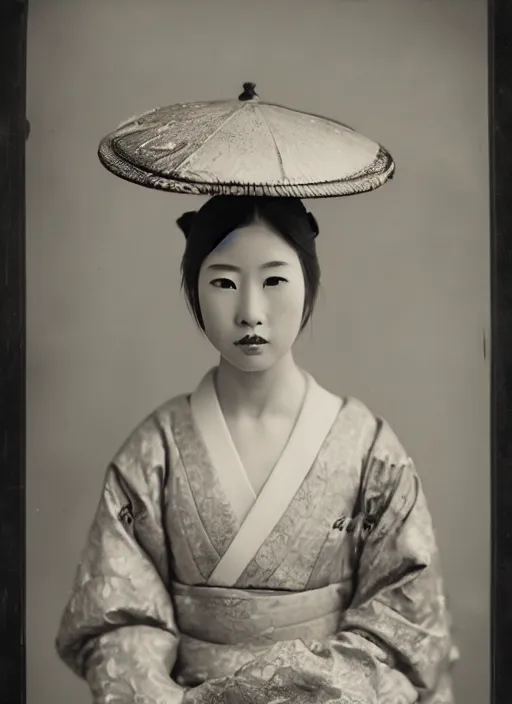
[55,416,184,704]
[331,419,458,704]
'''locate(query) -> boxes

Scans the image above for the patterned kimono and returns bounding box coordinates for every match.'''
[56,369,458,704]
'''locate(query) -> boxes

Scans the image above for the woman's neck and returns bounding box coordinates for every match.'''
[214,353,306,420]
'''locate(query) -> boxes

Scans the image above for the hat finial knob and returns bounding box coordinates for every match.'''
[238,82,259,101]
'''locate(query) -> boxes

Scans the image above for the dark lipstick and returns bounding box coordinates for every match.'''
[234,334,268,346]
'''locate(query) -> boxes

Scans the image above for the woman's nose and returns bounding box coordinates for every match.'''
[236,286,264,328]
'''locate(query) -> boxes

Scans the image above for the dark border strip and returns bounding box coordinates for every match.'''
[490,0,512,702]
[0,0,28,702]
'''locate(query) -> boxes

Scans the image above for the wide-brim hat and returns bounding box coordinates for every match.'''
[98,83,395,199]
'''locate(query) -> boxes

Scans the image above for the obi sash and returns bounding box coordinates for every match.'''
[171,580,352,686]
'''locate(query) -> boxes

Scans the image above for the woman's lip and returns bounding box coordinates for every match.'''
[238,344,266,355]
[234,340,268,346]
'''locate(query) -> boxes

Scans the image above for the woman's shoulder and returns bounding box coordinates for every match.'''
[111,391,191,464]
[149,391,192,421]
[341,394,376,422]
[337,395,409,464]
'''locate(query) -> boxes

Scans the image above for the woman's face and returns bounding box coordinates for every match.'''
[197,220,306,372]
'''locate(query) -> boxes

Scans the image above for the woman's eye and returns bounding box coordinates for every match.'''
[210,278,236,289]
[264,277,287,287]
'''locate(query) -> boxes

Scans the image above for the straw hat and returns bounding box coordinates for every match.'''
[98,83,394,198]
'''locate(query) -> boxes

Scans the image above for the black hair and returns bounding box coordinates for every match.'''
[178,196,321,331]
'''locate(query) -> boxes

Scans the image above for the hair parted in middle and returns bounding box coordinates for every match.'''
[178,196,321,332]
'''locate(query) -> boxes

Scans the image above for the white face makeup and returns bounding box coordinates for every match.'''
[197,221,306,373]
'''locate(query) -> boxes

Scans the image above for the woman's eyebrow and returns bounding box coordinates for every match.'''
[260,260,289,270]
[207,261,289,272]
[207,263,240,272]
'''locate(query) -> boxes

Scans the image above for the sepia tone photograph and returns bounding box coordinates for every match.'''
[5,0,493,702]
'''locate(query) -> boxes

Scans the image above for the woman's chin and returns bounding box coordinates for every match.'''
[235,359,274,373]
[221,349,277,373]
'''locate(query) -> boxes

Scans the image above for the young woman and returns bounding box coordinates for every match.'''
[56,196,457,704]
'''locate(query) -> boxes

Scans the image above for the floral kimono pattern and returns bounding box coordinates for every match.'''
[56,369,458,704]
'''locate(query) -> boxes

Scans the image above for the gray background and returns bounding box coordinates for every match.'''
[26,1,489,703]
